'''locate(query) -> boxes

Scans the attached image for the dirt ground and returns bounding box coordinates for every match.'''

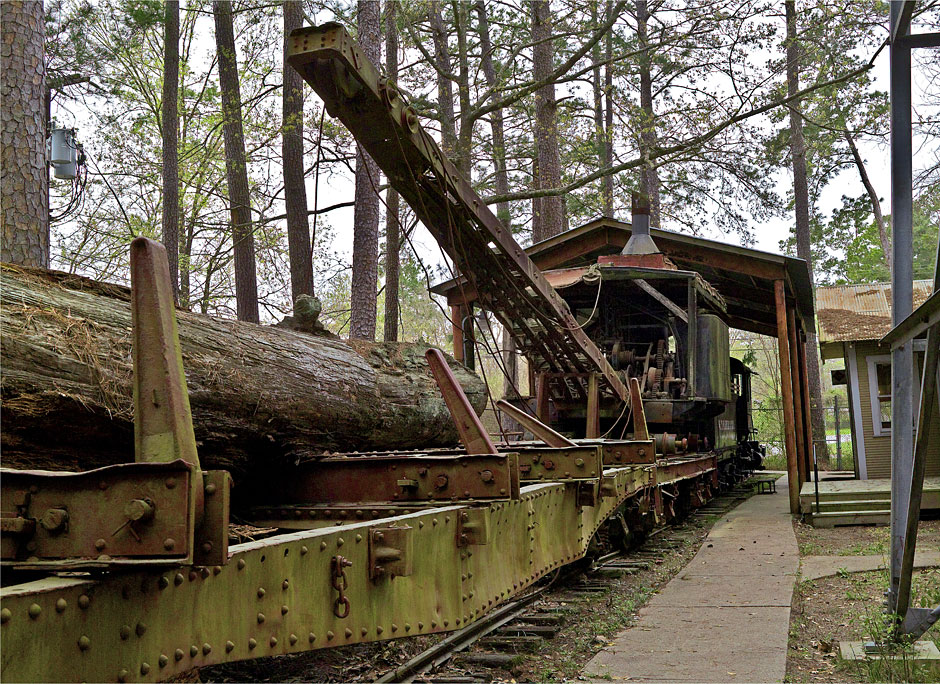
[795,519,940,557]
[787,520,940,684]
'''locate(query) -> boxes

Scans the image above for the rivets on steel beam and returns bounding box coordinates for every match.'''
[136,622,147,637]
[213,565,222,575]
[390,624,398,633]
[248,638,257,650]
[165,477,177,489]
[188,570,198,582]
[201,542,213,554]
[140,662,151,675]
[320,541,327,551]
[300,545,308,555]
[405,623,412,632]
[120,625,131,640]
[326,631,334,640]
[281,605,289,615]
[282,579,290,590]
[237,558,246,570]
[28,603,41,619]
[344,628,352,639]
[205,482,217,496]
[0,608,10,624]
[308,632,316,643]
[356,534,362,543]
[78,635,91,651]
[360,627,367,637]
[337,537,345,547]
[202,643,211,655]
[418,521,425,529]
[289,633,298,646]
[94,539,106,552]
[174,573,184,586]
[376,625,384,635]
[174,648,184,661]
[257,612,266,624]
[432,518,438,526]
[442,620,448,628]
[190,645,198,657]
[118,669,128,682]
[257,587,266,598]
[158,654,168,668]
[226,640,235,653]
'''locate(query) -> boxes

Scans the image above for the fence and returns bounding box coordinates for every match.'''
[752,395,854,472]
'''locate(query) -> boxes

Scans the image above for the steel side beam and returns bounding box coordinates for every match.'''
[0,470,649,683]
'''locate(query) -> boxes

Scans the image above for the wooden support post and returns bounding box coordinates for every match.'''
[798,330,815,478]
[788,307,807,489]
[451,304,465,364]
[536,372,550,423]
[775,279,801,515]
[586,373,600,438]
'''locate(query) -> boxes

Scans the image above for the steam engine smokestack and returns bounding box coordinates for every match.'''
[622,192,659,255]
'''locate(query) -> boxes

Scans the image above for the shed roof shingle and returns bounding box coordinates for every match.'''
[817,280,934,344]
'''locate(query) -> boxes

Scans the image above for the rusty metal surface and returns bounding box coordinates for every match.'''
[263,454,519,506]
[286,24,627,403]
[817,279,933,344]
[425,348,497,455]
[0,462,195,568]
[495,400,575,448]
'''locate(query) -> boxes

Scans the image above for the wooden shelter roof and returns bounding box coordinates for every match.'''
[432,217,815,338]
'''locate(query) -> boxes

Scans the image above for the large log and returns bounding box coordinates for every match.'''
[0,264,487,484]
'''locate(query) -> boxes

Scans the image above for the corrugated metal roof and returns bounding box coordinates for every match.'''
[817,280,934,343]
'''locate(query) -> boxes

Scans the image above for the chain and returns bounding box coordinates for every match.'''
[331,555,353,619]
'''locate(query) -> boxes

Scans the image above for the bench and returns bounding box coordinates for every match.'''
[753,477,777,495]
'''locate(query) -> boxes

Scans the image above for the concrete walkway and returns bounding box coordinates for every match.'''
[584,477,798,682]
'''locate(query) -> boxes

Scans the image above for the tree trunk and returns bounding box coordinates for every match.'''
[785,0,827,460]
[530,0,565,241]
[603,0,614,216]
[162,0,180,299]
[1,0,48,269]
[429,1,457,159]
[475,1,511,227]
[213,0,259,323]
[845,129,890,269]
[350,0,382,341]
[384,0,400,343]
[635,0,660,227]
[283,0,314,303]
[591,2,609,217]
[0,264,487,485]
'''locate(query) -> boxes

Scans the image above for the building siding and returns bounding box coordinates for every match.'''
[855,340,940,479]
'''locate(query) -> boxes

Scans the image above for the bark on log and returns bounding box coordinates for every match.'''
[0,264,487,483]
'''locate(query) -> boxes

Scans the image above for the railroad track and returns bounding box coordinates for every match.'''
[374,483,757,683]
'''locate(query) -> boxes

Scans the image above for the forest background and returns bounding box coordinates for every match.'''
[7,0,940,464]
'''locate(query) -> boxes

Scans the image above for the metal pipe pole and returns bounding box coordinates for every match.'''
[888,2,915,616]
[835,395,842,471]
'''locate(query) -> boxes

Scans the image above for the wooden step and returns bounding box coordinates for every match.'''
[802,499,891,515]
[808,510,890,528]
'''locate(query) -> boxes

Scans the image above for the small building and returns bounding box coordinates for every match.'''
[817,280,939,480]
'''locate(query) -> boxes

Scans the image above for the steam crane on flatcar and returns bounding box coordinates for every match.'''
[0,22,814,684]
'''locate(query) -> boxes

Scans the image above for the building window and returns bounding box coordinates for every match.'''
[868,355,892,437]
